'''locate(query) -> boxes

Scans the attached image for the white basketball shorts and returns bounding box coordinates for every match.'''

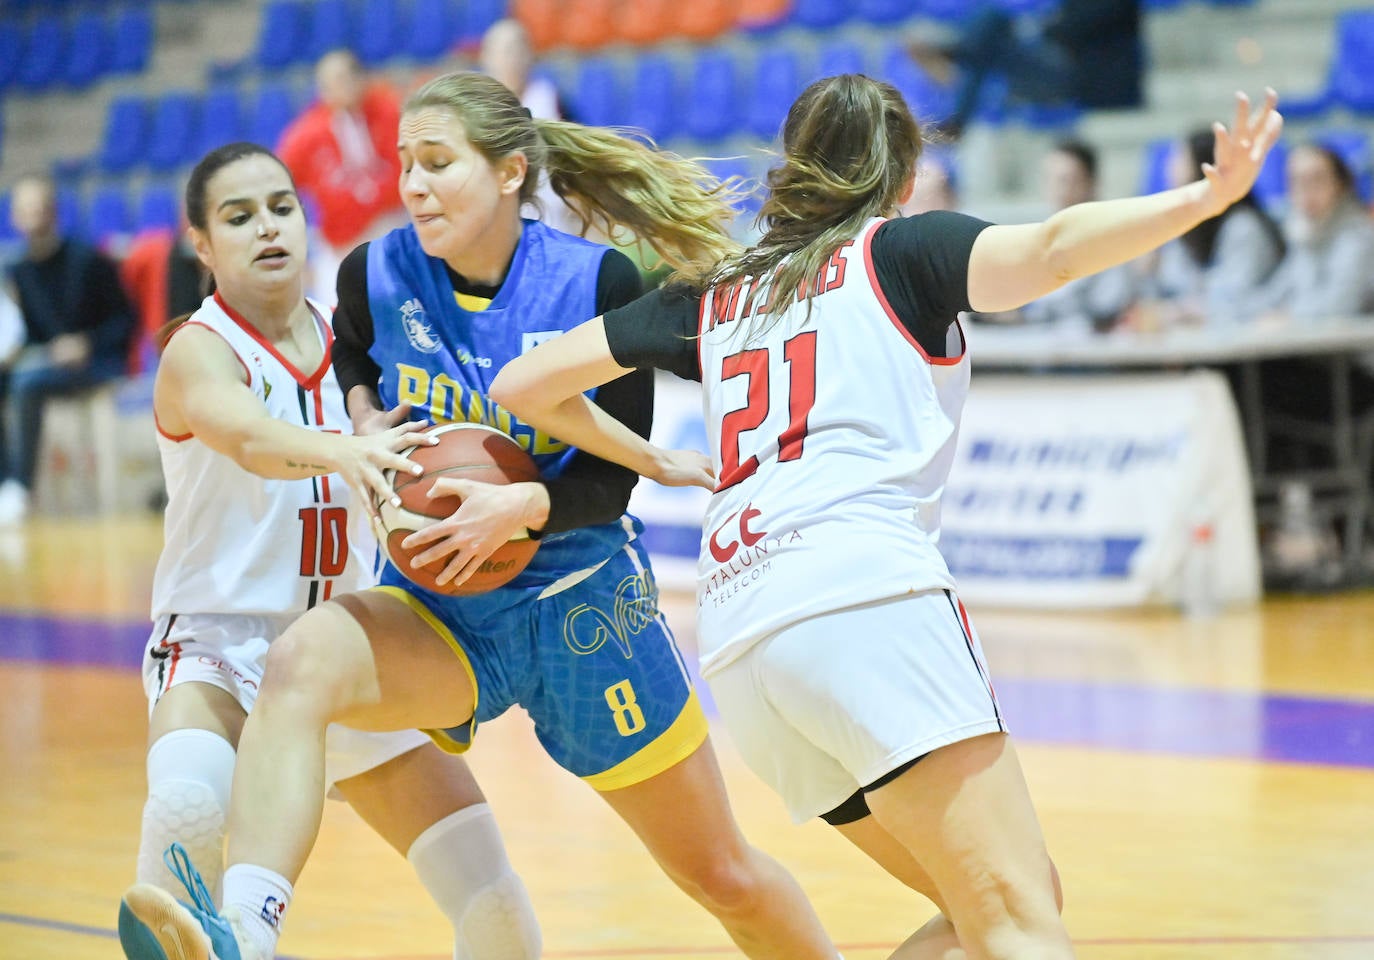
[708,589,1006,823]
[143,612,430,793]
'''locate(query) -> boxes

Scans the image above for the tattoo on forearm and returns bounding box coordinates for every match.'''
[285,459,329,472]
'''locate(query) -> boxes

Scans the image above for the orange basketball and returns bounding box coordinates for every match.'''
[377,423,542,595]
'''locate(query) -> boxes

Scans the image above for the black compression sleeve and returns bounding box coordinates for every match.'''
[538,249,652,535]
[602,284,703,381]
[870,211,992,358]
[332,243,381,404]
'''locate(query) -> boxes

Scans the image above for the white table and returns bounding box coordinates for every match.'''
[965,317,1374,566]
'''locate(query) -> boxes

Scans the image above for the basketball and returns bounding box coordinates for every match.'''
[377,423,543,595]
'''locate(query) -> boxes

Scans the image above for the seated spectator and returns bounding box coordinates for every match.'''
[1141,127,1285,326]
[1262,143,1374,321]
[1020,140,1138,332]
[1,173,134,525]
[277,50,406,304]
[120,222,209,374]
[909,0,1142,140]
[900,150,961,215]
[479,18,584,235]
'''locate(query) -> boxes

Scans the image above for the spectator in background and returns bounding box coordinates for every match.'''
[909,0,1142,140]
[900,151,961,215]
[479,18,585,235]
[1141,126,1285,326]
[121,222,209,374]
[277,50,406,304]
[0,173,134,525]
[1263,143,1374,320]
[1020,140,1138,331]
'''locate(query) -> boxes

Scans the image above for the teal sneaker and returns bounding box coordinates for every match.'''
[119,843,259,960]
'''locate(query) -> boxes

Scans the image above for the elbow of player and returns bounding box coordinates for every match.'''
[489,366,540,419]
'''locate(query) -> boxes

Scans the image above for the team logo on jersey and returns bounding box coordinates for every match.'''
[400,298,441,354]
[521,330,562,353]
[563,570,658,659]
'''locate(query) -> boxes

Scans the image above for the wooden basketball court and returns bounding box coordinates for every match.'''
[1,517,1371,959]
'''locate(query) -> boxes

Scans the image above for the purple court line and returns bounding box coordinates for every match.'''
[3,910,1371,957]
[3,612,1373,769]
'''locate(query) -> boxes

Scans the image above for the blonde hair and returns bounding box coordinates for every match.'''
[714,74,924,336]
[404,72,743,279]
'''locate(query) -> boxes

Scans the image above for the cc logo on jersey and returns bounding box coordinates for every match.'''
[709,504,766,563]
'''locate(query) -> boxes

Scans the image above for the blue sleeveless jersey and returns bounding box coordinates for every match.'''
[367,220,642,590]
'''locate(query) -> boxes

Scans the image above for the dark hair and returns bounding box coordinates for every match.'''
[403,72,740,277]
[1179,127,1284,266]
[1052,139,1098,182]
[184,142,296,231]
[1296,142,1356,194]
[712,74,924,333]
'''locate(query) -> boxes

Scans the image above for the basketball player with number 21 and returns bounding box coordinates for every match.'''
[129,72,842,960]
[493,78,1283,958]
[119,141,547,960]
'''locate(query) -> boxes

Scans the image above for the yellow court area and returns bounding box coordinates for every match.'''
[1,517,1372,960]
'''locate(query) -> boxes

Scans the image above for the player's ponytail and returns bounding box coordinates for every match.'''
[536,119,744,281]
[714,74,925,336]
[404,71,743,283]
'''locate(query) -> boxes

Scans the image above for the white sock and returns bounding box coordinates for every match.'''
[407,803,541,960]
[222,863,292,958]
[137,729,235,901]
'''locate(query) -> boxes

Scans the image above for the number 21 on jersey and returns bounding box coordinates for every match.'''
[717,331,818,491]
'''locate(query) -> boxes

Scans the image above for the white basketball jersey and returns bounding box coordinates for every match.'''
[151,294,375,619]
[695,218,969,676]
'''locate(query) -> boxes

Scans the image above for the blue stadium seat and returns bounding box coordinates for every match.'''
[304,0,352,61]
[137,183,181,233]
[881,42,954,125]
[256,0,308,70]
[17,15,66,92]
[912,0,972,22]
[1249,138,1288,210]
[63,10,111,89]
[0,194,17,248]
[790,0,847,30]
[684,48,741,142]
[196,85,245,159]
[572,58,623,129]
[109,7,153,75]
[1328,10,1374,114]
[1316,128,1373,202]
[459,0,507,44]
[855,0,914,25]
[98,96,150,175]
[815,39,866,82]
[1139,138,1173,196]
[248,82,300,148]
[86,184,133,246]
[356,0,405,67]
[625,52,680,142]
[55,187,84,239]
[0,23,19,90]
[746,47,802,141]
[406,0,456,61]
[146,92,203,172]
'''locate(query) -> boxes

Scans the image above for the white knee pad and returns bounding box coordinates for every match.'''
[137,729,235,901]
[408,804,541,960]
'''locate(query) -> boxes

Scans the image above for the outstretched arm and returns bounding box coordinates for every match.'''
[488,318,714,489]
[967,90,1283,313]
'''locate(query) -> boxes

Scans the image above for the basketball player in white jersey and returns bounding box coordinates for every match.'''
[119,142,541,960]
[492,77,1283,959]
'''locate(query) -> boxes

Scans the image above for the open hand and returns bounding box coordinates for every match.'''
[651,448,716,490]
[1200,88,1284,216]
[335,420,436,518]
[401,479,538,587]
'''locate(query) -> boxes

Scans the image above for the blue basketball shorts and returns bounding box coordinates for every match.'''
[375,537,707,790]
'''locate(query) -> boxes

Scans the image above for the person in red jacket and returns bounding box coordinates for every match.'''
[277,50,407,304]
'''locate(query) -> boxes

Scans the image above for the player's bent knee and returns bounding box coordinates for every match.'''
[259,621,363,716]
[672,849,767,917]
[456,871,542,960]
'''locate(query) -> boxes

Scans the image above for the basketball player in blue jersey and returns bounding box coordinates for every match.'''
[493,78,1283,959]
[133,73,839,960]
[118,142,542,960]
